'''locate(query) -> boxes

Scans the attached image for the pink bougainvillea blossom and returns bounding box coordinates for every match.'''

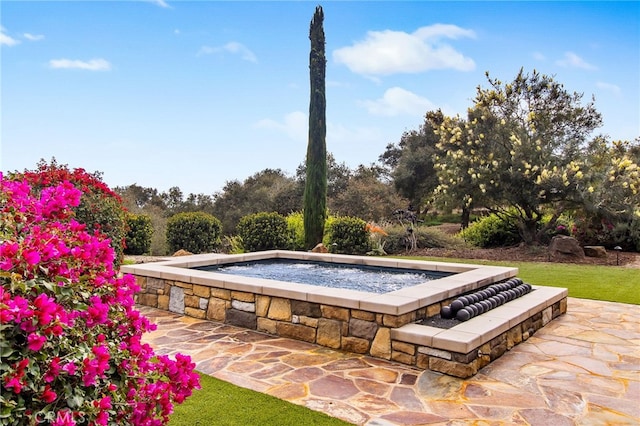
[1,172,199,424]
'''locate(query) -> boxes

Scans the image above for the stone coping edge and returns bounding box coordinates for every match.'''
[120,250,518,315]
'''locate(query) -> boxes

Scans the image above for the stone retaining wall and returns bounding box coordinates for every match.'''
[134,274,567,378]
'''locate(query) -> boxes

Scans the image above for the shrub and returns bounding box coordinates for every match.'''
[146,205,169,256]
[286,212,305,251]
[10,159,127,266]
[236,212,291,252]
[572,214,640,252]
[459,213,521,248]
[326,216,369,255]
[537,213,574,245]
[124,212,153,255]
[166,212,222,254]
[383,224,464,254]
[220,235,245,254]
[0,175,199,425]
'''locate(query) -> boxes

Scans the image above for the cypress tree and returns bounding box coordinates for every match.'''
[303,5,327,249]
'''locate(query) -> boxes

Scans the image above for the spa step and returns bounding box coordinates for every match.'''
[391,286,568,354]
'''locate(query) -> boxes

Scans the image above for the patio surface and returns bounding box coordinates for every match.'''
[140,297,640,425]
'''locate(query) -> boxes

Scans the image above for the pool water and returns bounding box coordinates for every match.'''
[195,259,452,294]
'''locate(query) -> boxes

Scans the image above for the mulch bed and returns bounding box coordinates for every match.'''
[400,245,640,268]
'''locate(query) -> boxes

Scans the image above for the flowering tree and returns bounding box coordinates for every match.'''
[0,173,199,425]
[429,110,491,229]
[434,69,603,244]
[571,138,640,249]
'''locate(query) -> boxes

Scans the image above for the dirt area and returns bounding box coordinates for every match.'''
[412,224,640,268]
[406,245,640,268]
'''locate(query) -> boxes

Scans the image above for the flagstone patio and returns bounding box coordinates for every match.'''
[140,297,639,425]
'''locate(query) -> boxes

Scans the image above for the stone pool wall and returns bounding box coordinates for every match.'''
[133,273,567,378]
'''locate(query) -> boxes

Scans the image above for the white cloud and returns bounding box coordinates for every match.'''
[145,0,170,8]
[556,51,597,70]
[254,111,307,142]
[1,26,20,46]
[532,51,546,61]
[327,123,384,148]
[333,23,476,76]
[24,33,45,41]
[360,87,435,117]
[198,42,257,63]
[48,58,111,71]
[596,81,621,95]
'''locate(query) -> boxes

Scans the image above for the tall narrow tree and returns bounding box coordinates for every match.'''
[304,5,327,249]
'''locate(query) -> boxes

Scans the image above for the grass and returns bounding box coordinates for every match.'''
[168,256,638,425]
[402,256,640,305]
[168,373,351,426]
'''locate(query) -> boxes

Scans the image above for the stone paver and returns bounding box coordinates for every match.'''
[140,297,640,425]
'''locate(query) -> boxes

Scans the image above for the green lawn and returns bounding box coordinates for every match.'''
[402,256,640,305]
[169,257,639,425]
[168,373,351,426]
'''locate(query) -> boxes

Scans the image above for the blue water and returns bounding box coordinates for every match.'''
[195,259,452,294]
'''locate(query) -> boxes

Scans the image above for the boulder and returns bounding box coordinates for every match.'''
[311,243,328,253]
[584,246,607,258]
[549,235,585,258]
[549,235,584,259]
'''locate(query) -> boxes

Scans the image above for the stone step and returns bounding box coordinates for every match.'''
[391,286,568,354]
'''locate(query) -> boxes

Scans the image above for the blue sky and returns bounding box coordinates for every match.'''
[2,1,639,196]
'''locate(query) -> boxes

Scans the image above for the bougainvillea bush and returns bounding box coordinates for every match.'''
[0,173,200,425]
[9,159,128,266]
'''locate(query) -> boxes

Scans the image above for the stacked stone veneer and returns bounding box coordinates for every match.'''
[136,273,426,356]
[130,253,568,378]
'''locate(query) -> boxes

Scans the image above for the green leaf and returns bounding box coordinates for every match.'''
[66,394,84,409]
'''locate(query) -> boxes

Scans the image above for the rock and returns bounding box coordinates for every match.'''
[317,318,342,349]
[584,245,607,258]
[267,297,291,321]
[226,309,257,330]
[311,243,328,253]
[370,327,391,359]
[173,249,193,256]
[341,336,370,354]
[276,322,316,343]
[549,235,584,259]
[349,318,378,340]
[169,286,185,314]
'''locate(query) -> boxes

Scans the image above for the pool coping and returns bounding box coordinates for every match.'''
[121,250,519,316]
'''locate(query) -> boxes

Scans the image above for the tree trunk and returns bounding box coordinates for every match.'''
[519,218,539,245]
[303,6,328,249]
[460,206,471,229]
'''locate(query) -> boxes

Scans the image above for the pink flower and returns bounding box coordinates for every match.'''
[95,411,109,425]
[41,386,57,403]
[62,361,77,375]
[51,410,77,426]
[23,249,41,265]
[4,377,24,393]
[44,357,61,383]
[27,333,47,351]
[96,396,111,410]
[33,293,58,326]
[0,242,19,270]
